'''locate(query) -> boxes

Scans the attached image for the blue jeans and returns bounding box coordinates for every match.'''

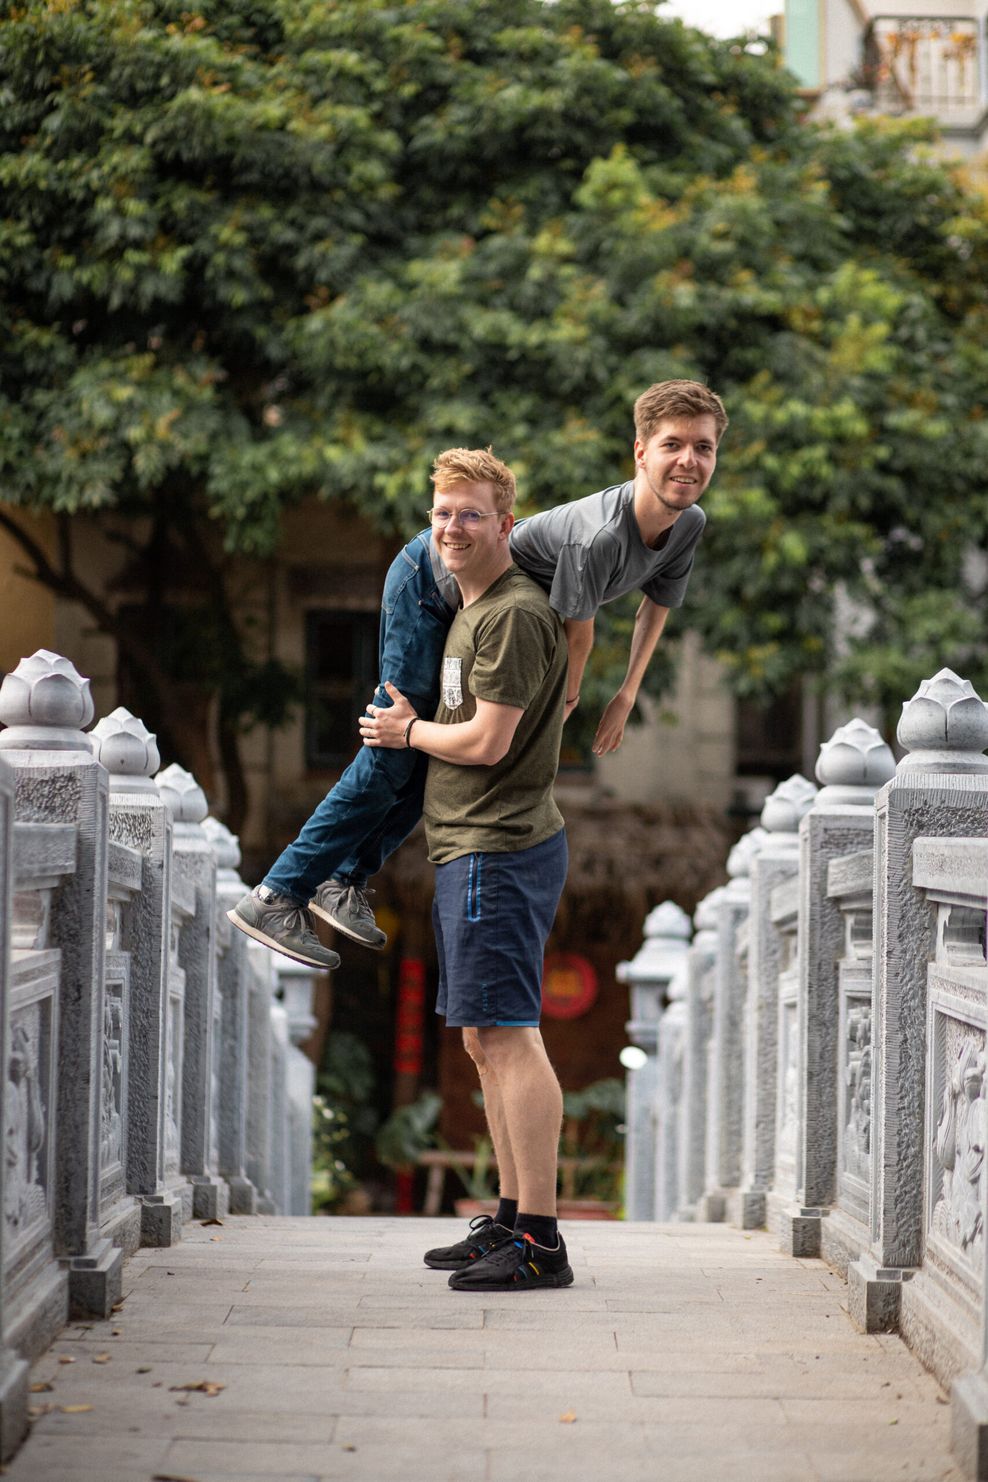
[263,530,455,903]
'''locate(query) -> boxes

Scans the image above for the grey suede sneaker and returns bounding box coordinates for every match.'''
[309,880,387,950]
[228,886,340,970]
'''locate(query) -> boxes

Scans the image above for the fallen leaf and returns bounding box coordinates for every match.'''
[559,1411,577,1424]
[111,1302,125,1313]
[111,1329,122,1337]
[152,1474,202,1482]
[936,1395,949,1406]
[169,1381,225,1397]
[209,1236,222,1242]
[27,1405,54,1419]
[137,1366,152,1374]
[888,1418,899,1426]
[341,1445,357,1453]
[92,1353,111,1365]
[57,1355,76,1365]
[60,1404,94,1414]
[200,1217,224,1227]
[29,1383,53,1394]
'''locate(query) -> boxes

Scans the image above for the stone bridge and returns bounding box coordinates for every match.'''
[0,651,984,1480]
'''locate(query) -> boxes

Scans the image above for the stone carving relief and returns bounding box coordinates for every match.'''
[100,989,123,1173]
[165,999,182,1166]
[5,1013,48,1240]
[843,1003,872,1180]
[932,1030,985,1265]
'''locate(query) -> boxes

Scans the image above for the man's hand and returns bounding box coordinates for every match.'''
[359,681,417,749]
[592,692,634,756]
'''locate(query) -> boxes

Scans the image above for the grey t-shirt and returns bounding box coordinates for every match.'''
[508,482,705,622]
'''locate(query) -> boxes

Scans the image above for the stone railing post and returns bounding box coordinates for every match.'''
[156,764,228,1220]
[677,887,724,1221]
[268,1000,291,1215]
[655,955,688,1221]
[774,721,894,1264]
[276,960,318,1217]
[90,708,180,1248]
[618,902,691,1222]
[245,944,277,1213]
[699,828,766,1221]
[0,757,29,1459]
[203,818,258,1216]
[732,775,817,1231]
[849,671,988,1336]
[0,651,123,1325]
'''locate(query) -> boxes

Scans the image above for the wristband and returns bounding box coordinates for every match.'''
[403,716,419,747]
[566,693,580,705]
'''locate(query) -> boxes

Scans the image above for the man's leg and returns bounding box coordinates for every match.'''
[471,1026,562,1217]
[461,1028,518,1231]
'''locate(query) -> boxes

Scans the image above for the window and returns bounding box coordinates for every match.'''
[305,610,379,769]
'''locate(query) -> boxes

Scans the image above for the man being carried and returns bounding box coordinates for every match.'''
[229,379,726,968]
[360,448,573,1292]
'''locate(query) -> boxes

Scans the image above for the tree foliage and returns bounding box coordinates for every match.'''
[2,0,988,815]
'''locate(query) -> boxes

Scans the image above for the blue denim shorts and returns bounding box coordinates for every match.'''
[432,830,568,1028]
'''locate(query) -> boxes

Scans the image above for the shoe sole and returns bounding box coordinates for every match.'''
[449,1264,575,1292]
[423,1257,469,1270]
[308,900,387,950]
[227,910,340,971]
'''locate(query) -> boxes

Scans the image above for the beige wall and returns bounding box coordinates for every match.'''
[594,632,736,810]
[0,512,56,675]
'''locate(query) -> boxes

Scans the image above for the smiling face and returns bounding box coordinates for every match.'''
[634,414,719,519]
[431,480,514,599]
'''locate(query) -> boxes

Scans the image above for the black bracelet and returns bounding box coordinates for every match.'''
[566,693,580,705]
[404,716,419,747]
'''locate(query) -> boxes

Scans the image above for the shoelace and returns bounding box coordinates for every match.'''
[271,902,321,944]
[341,885,375,924]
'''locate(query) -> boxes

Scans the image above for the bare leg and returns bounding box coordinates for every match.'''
[462,1028,518,1200]
[474,1026,562,1215]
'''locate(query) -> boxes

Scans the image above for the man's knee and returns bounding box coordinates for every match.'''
[461,1027,488,1074]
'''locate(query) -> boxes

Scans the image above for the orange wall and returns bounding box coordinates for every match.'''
[0,511,56,674]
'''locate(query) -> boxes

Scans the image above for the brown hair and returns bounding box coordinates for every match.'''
[431,447,517,515]
[633,380,728,444]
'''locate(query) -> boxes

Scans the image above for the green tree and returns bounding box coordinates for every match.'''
[2,0,988,823]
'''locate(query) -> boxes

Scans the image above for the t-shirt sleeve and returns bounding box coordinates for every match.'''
[547,533,622,622]
[641,514,706,609]
[469,606,558,711]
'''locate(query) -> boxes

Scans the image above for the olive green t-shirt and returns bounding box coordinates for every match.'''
[423,566,567,866]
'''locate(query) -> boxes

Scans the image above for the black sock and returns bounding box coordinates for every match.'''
[494,1197,518,1231]
[514,1211,559,1248]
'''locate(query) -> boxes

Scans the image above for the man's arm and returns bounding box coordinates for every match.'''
[562,617,594,721]
[359,681,523,766]
[593,598,670,757]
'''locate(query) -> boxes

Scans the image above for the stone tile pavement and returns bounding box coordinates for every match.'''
[3,1217,964,1482]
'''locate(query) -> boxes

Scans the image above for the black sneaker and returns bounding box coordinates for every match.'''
[448,1232,574,1291]
[423,1215,514,1271]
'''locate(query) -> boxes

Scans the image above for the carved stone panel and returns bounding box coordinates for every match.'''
[928,1011,985,1285]
[838,971,873,1225]
[4,998,52,1258]
[775,979,799,1194]
[98,962,128,1209]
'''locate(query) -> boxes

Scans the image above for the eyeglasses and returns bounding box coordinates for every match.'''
[427,508,500,528]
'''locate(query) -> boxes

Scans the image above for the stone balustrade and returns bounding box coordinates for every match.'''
[0,651,321,1459]
[622,669,988,1479]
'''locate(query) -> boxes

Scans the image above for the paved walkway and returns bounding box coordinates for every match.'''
[5,1217,963,1482]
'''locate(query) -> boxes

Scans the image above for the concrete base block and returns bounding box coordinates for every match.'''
[139,1192,184,1248]
[697,1190,727,1223]
[227,1175,258,1216]
[5,1261,68,1363]
[675,1204,697,1223]
[190,1175,231,1221]
[819,1205,868,1280]
[257,1192,277,1215]
[65,1237,124,1320]
[847,1254,912,1333]
[778,1204,826,1258]
[0,1349,29,1463]
[726,1188,766,1231]
[952,1369,988,1481]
